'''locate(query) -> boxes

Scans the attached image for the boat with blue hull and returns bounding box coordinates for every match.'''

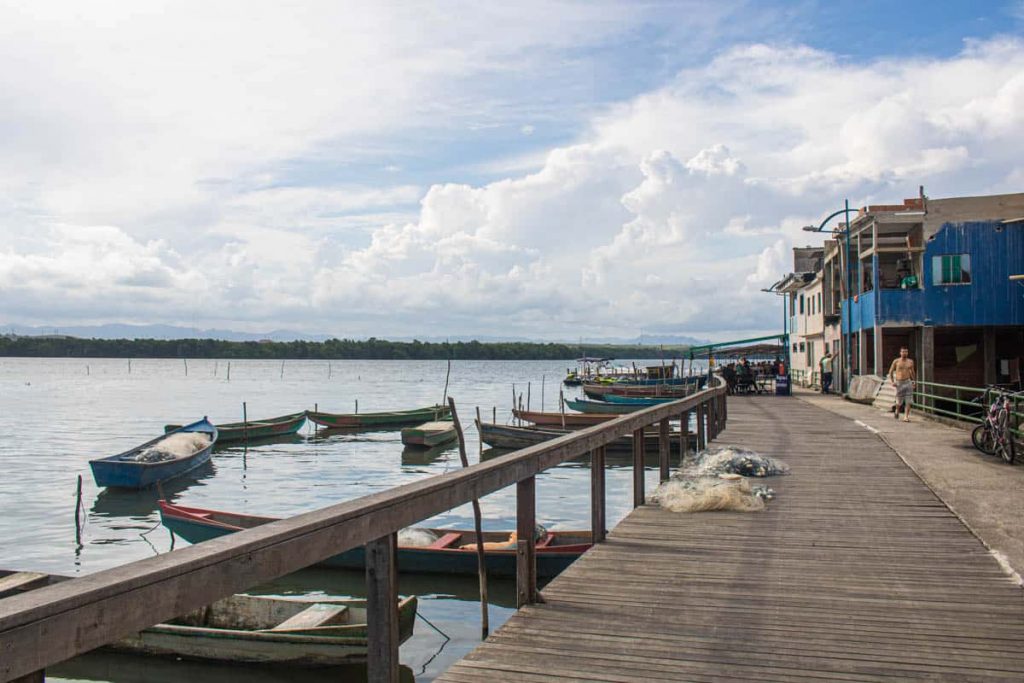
[90,419,218,489]
[159,501,591,579]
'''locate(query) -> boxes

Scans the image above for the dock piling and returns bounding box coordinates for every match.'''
[590,446,606,543]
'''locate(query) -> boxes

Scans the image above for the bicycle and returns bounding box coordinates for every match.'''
[971,387,1020,464]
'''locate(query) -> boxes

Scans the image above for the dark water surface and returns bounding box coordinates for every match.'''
[0,358,675,681]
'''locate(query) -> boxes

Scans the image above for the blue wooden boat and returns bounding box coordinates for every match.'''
[159,501,591,579]
[563,398,642,414]
[90,419,218,489]
[600,394,679,405]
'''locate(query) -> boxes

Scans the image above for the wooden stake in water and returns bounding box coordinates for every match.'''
[74,475,83,548]
[527,382,531,412]
[511,384,516,425]
[492,406,496,424]
[86,365,90,376]
[475,406,483,458]
[442,357,452,407]
[355,399,359,414]
[127,358,131,374]
[559,389,566,430]
[183,358,188,376]
[328,362,332,379]
[214,361,218,376]
[227,361,231,381]
[448,398,488,638]
[280,361,285,379]
[541,375,545,412]
[243,402,249,444]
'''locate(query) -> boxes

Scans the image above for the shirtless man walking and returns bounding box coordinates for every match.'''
[888,346,916,422]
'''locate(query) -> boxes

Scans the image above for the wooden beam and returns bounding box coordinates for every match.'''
[516,477,537,607]
[658,418,670,483]
[590,447,606,543]
[366,533,399,683]
[632,428,645,507]
[696,403,706,451]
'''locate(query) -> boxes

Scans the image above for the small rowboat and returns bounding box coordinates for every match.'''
[159,501,591,578]
[477,421,686,454]
[165,412,307,443]
[563,398,643,414]
[583,381,701,399]
[512,409,617,428]
[401,420,457,447]
[90,418,218,489]
[307,404,450,429]
[0,570,415,666]
[599,394,680,405]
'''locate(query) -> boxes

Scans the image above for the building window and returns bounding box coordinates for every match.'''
[817,293,822,313]
[792,343,797,352]
[799,342,805,352]
[932,254,971,285]
[799,294,804,314]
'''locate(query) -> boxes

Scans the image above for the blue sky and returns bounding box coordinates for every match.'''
[1,1,1023,340]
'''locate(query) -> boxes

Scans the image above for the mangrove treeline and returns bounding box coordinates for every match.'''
[0,336,690,361]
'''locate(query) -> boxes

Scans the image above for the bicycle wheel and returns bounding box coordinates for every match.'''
[995,409,1015,464]
[971,424,995,454]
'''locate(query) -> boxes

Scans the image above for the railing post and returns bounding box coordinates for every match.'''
[680,410,691,461]
[591,447,606,543]
[696,402,706,451]
[366,533,399,683]
[708,396,718,441]
[658,418,671,482]
[721,391,727,427]
[516,476,538,607]
[633,428,645,507]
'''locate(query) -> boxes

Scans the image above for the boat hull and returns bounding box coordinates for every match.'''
[511,410,617,428]
[308,405,450,429]
[478,422,684,454]
[563,398,642,414]
[90,420,218,489]
[159,502,589,579]
[400,421,457,447]
[165,412,306,443]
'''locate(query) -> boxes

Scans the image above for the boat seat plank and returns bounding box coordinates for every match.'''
[536,533,555,548]
[0,572,48,597]
[430,532,463,549]
[267,603,349,632]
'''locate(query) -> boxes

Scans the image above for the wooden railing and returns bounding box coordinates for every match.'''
[0,379,728,683]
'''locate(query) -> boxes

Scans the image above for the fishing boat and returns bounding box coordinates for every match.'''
[159,501,591,578]
[164,412,307,443]
[90,418,218,489]
[582,377,705,399]
[563,398,643,414]
[0,570,415,666]
[511,409,617,428]
[599,394,681,405]
[477,421,685,454]
[307,405,450,429]
[400,420,457,448]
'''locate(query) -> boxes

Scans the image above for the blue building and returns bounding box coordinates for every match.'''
[834,192,1024,389]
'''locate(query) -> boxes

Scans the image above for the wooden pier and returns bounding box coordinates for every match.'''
[439,395,1024,682]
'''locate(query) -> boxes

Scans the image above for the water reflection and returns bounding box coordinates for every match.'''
[400,443,456,467]
[90,463,216,519]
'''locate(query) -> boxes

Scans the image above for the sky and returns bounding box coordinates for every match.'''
[1,0,1023,342]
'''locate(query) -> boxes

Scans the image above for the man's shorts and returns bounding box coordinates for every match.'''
[895,379,914,404]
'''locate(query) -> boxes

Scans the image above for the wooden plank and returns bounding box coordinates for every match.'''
[658,418,670,482]
[366,533,398,683]
[0,574,47,597]
[696,402,706,450]
[516,476,537,607]
[632,429,644,507]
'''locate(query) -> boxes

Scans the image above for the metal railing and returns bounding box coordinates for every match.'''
[912,379,1023,440]
[791,369,820,389]
[0,380,729,683]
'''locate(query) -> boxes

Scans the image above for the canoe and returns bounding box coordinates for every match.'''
[512,409,617,428]
[0,570,415,666]
[90,418,218,489]
[401,420,457,448]
[563,398,643,414]
[159,501,591,578]
[477,421,685,454]
[599,394,680,405]
[307,405,450,429]
[165,412,306,443]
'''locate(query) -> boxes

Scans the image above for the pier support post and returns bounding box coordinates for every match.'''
[658,418,670,482]
[633,428,645,507]
[517,476,538,607]
[696,403,706,452]
[707,397,717,441]
[366,533,399,683]
[590,447,606,543]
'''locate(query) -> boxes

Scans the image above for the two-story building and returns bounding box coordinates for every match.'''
[838,191,1024,389]
[773,247,826,387]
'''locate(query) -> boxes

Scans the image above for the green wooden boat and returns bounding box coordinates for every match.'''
[165,412,306,443]
[401,420,457,447]
[563,398,643,414]
[308,405,450,429]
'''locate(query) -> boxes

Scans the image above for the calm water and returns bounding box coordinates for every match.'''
[0,357,680,681]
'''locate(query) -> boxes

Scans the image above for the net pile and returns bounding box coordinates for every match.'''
[688,446,790,478]
[650,446,786,513]
[397,528,439,547]
[130,433,211,463]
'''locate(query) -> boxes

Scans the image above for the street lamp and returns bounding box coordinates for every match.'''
[801,199,855,393]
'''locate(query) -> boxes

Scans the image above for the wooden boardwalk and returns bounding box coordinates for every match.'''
[439,396,1024,682]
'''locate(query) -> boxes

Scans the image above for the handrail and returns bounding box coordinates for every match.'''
[911,379,1023,439]
[0,378,728,682]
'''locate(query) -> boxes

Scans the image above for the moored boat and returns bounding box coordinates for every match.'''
[563,398,643,414]
[478,421,686,454]
[159,501,591,578]
[401,420,457,448]
[0,570,415,666]
[599,394,681,405]
[307,405,450,429]
[90,419,218,489]
[511,409,617,428]
[165,412,307,443]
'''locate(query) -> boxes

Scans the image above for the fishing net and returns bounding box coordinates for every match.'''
[131,433,211,463]
[651,475,770,513]
[397,528,439,547]
[685,446,790,478]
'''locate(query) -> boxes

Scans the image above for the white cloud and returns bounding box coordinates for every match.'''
[2,4,1023,339]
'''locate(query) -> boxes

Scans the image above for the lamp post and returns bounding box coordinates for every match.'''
[802,199,855,393]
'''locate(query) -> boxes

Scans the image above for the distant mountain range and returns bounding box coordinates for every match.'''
[1,323,708,347]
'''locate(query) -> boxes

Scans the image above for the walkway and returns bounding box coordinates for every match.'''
[439,395,1024,682]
